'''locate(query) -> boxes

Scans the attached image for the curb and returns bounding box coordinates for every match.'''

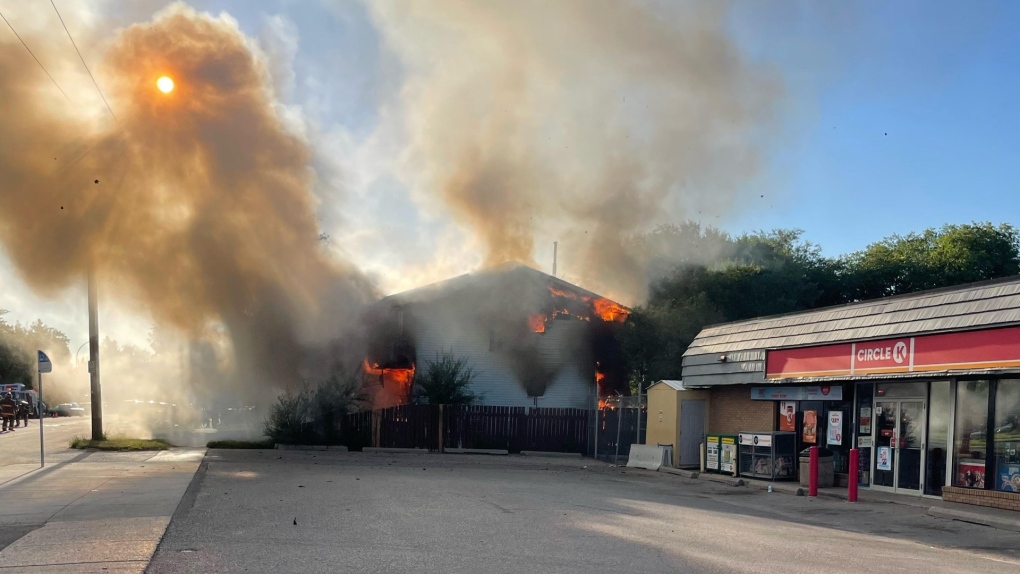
[928,506,1020,532]
[659,467,700,479]
[362,447,432,454]
[520,451,583,459]
[274,444,348,451]
[445,448,509,455]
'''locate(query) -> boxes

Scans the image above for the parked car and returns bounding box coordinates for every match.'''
[53,403,86,417]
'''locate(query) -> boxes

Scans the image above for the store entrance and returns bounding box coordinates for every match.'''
[873,400,926,494]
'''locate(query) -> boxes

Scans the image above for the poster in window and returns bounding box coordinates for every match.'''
[779,401,797,432]
[877,446,891,471]
[802,410,818,443]
[859,407,872,432]
[827,411,842,445]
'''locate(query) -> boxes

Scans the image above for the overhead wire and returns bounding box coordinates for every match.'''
[50,0,116,120]
[0,9,70,101]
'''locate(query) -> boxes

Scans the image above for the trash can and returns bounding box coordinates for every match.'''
[799,448,834,487]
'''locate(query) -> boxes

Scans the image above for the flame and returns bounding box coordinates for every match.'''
[528,314,547,333]
[549,286,585,301]
[596,371,606,383]
[549,286,627,323]
[594,298,629,322]
[362,360,416,387]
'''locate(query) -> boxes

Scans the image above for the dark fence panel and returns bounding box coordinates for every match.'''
[514,408,590,454]
[348,405,599,454]
[341,410,373,449]
[377,404,438,450]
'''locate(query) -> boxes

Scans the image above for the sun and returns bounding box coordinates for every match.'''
[156,76,175,94]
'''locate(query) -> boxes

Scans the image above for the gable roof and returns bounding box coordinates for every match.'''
[379,261,621,307]
[649,380,686,391]
[684,275,1020,358]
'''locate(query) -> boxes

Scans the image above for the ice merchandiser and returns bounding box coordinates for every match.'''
[738,431,797,480]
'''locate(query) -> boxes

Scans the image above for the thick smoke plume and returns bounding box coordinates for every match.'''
[0,5,375,398]
[370,0,782,301]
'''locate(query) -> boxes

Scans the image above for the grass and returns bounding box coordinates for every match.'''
[206,439,275,449]
[69,435,172,451]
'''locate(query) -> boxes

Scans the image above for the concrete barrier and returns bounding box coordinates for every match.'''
[626,445,669,470]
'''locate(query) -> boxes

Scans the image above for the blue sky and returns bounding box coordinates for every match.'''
[724,0,1020,254]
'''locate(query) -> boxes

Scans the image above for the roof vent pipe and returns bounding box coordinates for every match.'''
[553,241,558,277]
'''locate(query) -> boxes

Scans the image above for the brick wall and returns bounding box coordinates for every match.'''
[942,486,1020,512]
[708,385,775,434]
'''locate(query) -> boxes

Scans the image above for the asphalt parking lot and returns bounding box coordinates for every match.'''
[147,450,1020,574]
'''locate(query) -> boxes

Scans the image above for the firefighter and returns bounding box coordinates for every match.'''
[16,401,30,427]
[0,392,16,432]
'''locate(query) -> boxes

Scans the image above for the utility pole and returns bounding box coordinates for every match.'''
[87,268,103,440]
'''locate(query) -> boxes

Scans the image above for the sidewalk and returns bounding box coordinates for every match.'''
[0,448,204,573]
[660,466,1020,532]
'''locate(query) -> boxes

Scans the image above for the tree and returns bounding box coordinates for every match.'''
[843,223,1020,300]
[0,311,71,388]
[413,351,479,405]
[618,221,1020,385]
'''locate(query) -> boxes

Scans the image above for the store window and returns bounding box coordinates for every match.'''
[953,380,990,488]
[856,383,873,486]
[993,379,1020,492]
[925,381,951,496]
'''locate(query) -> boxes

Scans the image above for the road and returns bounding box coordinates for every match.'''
[148,450,1020,574]
[0,416,90,467]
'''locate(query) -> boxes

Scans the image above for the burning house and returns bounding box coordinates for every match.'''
[362,263,629,409]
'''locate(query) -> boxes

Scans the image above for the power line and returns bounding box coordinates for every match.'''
[0,10,70,101]
[50,0,115,120]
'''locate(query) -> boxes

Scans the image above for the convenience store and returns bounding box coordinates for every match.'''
[681,277,1020,510]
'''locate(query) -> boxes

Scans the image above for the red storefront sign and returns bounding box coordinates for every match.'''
[766,325,1020,379]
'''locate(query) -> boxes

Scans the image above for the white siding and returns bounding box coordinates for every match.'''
[411,303,595,408]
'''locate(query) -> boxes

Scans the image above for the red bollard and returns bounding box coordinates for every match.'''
[848,448,859,502]
[809,445,819,497]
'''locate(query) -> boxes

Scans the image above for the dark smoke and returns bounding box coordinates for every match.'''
[370,0,783,302]
[0,5,375,395]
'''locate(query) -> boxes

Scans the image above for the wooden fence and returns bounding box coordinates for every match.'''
[342,405,645,456]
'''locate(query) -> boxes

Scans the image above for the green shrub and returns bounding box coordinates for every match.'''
[264,365,365,446]
[414,350,479,405]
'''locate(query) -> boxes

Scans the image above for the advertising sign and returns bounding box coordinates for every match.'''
[877,446,892,471]
[858,436,873,448]
[859,407,872,431]
[751,386,843,401]
[779,401,796,432]
[802,411,818,444]
[738,433,773,447]
[827,411,842,446]
[767,325,1020,379]
[720,437,736,473]
[706,437,719,471]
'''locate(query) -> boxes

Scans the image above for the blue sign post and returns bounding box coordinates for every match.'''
[37,351,51,467]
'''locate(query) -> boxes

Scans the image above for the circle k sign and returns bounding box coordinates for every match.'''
[855,338,913,368]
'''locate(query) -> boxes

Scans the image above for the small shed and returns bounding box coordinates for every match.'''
[645,380,710,468]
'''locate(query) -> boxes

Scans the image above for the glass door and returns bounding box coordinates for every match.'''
[872,400,926,494]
